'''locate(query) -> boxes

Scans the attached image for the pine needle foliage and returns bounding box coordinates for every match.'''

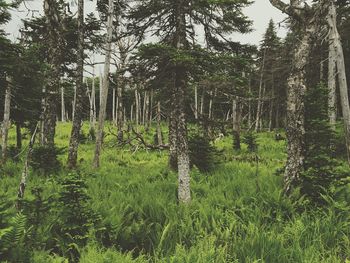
[303,83,350,204]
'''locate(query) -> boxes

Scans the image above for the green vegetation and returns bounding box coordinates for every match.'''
[1,122,349,262]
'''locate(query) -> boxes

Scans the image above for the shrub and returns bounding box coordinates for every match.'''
[188,134,220,173]
[242,132,258,152]
[30,145,64,174]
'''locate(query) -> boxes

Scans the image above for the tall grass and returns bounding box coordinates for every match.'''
[0,122,349,262]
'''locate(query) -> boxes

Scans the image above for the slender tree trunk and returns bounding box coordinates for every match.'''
[93,0,114,168]
[194,85,198,119]
[328,39,337,127]
[43,0,64,147]
[61,81,66,122]
[269,75,275,132]
[117,83,123,143]
[1,76,12,163]
[67,0,84,169]
[327,0,350,163]
[232,97,241,150]
[16,122,22,150]
[112,88,116,123]
[145,91,150,131]
[255,48,266,132]
[156,101,163,145]
[248,75,252,128]
[135,89,139,131]
[168,91,178,170]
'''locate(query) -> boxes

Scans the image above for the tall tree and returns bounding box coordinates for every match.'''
[93,0,115,168]
[129,0,252,203]
[42,0,65,147]
[268,0,329,194]
[67,0,85,168]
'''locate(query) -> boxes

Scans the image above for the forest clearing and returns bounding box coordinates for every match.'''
[1,0,350,262]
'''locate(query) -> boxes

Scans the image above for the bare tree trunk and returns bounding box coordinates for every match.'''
[156,101,163,145]
[328,0,350,163]
[1,76,12,163]
[194,85,198,119]
[93,0,114,168]
[117,83,123,142]
[232,97,241,150]
[67,0,85,168]
[248,75,252,128]
[149,89,153,127]
[145,91,150,131]
[168,91,178,171]
[269,75,275,132]
[112,88,116,124]
[16,122,22,150]
[255,48,266,132]
[135,89,139,131]
[61,81,66,122]
[17,124,39,209]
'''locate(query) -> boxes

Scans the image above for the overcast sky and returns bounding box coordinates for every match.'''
[4,0,288,45]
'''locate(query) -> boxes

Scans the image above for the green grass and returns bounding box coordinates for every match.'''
[1,122,350,263]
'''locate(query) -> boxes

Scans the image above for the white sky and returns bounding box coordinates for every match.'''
[4,0,287,44]
[2,0,288,75]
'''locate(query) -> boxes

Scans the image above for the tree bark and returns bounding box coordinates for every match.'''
[93,0,114,168]
[43,0,64,147]
[175,0,191,203]
[255,48,266,132]
[61,81,66,122]
[16,122,22,150]
[327,0,350,163]
[232,97,241,150]
[67,0,84,169]
[1,76,12,163]
[328,39,337,127]
[156,101,163,145]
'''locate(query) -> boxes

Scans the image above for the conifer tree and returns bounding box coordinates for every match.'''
[128,0,252,203]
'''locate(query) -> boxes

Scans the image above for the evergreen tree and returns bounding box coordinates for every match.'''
[128,0,252,203]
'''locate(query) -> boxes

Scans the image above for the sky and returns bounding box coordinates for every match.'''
[4,0,288,45]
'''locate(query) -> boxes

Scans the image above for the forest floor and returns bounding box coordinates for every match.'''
[1,122,350,263]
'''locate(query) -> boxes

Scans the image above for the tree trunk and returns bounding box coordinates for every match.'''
[283,25,316,194]
[135,89,139,131]
[156,101,163,145]
[168,91,178,171]
[175,0,191,203]
[16,122,22,150]
[112,88,116,123]
[61,81,66,122]
[67,0,84,169]
[255,48,266,132]
[93,0,114,168]
[1,76,12,163]
[43,0,64,147]
[117,83,123,143]
[327,0,350,163]
[194,85,198,119]
[232,97,241,150]
[269,74,275,132]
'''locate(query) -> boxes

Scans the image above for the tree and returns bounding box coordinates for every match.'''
[42,0,66,147]
[327,0,350,164]
[67,0,85,168]
[268,0,330,194]
[128,0,252,203]
[93,0,115,168]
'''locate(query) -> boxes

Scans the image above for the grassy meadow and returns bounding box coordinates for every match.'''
[1,122,350,263]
